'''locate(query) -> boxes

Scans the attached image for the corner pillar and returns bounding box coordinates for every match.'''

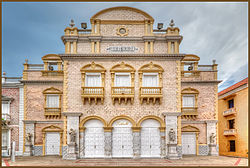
[62,112,82,160]
[163,112,181,159]
[206,120,219,156]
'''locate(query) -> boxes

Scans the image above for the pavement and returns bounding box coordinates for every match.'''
[1,155,248,167]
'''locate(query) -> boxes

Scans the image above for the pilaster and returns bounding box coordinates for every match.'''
[104,131,112,158]
[132,131,141,158]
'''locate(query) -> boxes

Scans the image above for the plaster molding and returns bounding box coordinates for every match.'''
[162,112,182,116]
[62,112,82,117]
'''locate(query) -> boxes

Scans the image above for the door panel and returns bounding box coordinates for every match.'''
[141,119,161,157]
[182,133,196,155]
[46,132,60,155]
[112,119,133,157]
[84,120,104,157]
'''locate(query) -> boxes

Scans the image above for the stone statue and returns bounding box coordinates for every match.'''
[48,65,54,71]
[169,128,176,142]
[26,133,32,143]
[210,133,216,144]
[69,128,76,143]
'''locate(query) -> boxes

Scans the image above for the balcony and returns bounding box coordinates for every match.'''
[181,107,198,119]
[111,87,134,104]
[223,108,236,117]
[2,113,11,124]
[44,108,61,119]
[41,70,64,76]
[224,129,237,136]
[140,87,162,104]
[181,71,200,78]
[81,87,104,104]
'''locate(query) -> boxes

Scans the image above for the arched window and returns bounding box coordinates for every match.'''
[138,62,164,105]
[80,62,106,105]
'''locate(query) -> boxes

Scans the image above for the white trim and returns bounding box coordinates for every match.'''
[18,87,24,155]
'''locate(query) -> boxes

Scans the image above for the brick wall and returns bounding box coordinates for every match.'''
[66,59,178,123]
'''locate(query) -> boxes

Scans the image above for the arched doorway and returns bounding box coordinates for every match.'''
[141,119,161,157]
[84,119,105,157]
[112,119,133,157]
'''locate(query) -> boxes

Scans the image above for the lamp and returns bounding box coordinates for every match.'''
[157,23,163,30]
[81,22,87,29]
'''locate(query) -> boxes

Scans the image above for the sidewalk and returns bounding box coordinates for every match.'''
[2,155,248,167]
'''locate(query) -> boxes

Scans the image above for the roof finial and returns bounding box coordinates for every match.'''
[169,19,175,28]
[3,71,6,77]
[212,59,216,65]
[25,59,28,64]
[69,19,75,27]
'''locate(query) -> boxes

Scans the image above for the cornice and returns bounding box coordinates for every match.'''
[62,35,183,43]
[181,80,222,84]
[59,53,185,60]
[20,80,63,84]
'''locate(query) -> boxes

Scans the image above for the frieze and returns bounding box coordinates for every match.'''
[106,46,138,53]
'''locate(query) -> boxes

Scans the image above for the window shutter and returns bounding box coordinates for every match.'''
[182,95,195,107]
[47,95,59,108]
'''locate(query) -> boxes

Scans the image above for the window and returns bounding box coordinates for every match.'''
[2,102,9,114]
[229,140,236,152]
[46,95,59,108]
[85,73,101,87]
[228,119,235,129]
[182,95,195,107]
[171,42,175,53]
[115,73,131,87]
[142,73,158,87]
[228,99,234,108]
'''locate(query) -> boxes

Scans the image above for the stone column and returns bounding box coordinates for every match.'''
[163,112,181,159]
[206,120,219,156]
[132,131,141,159]
[62,112,82,160]
[160,131,166,158]
[79,131,85,158]
[104,127,112,158]
[23,120,35,156]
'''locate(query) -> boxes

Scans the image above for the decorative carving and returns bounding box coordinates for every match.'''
[69,129,76,143]
[26,133,32,144]
[169,128,176,142]
[210,133,216,144]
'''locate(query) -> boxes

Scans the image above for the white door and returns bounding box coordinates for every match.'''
[141,119,161,157]
[112,119,133,157]
[45,132,60,155]
[84,120,105,157]
[2,129,10,156]
[182,133,196,155]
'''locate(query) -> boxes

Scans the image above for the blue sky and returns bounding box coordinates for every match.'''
[2,2,248,92]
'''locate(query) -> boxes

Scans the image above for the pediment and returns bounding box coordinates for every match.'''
[42,54,61,61]
[91,6,154,21]
[42,125,63,132]
[182,87,199,94]
[110,62,135,72]
[80,62,106,72]
[181,125,200,132]
[139,62,164,73]
[43,87,62,94]
[182,54,200,62]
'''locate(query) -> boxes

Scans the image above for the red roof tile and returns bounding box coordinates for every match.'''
[218,77,248,96]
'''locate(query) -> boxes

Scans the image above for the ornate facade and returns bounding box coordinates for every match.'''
[20,6,220,159]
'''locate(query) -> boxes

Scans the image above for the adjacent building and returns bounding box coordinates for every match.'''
[218,77,248,157]
[2,73,23,157]
[5,6,220,159]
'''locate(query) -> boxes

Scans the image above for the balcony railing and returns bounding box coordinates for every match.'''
[223,108,236,117]
[181,71,200,77]
[41,70,64,76]
[44,108,61,119]
[81,87,104,104]
[224,129,237,136]
[140,87,162,104]
[181,107,198,116]
[111,87,134,104]
[2,113,11,122]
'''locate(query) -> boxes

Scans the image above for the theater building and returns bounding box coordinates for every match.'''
[21,6,220,159]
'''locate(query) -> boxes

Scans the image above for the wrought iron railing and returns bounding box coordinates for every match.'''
[224,129,237,136]
[223,108,236,117]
